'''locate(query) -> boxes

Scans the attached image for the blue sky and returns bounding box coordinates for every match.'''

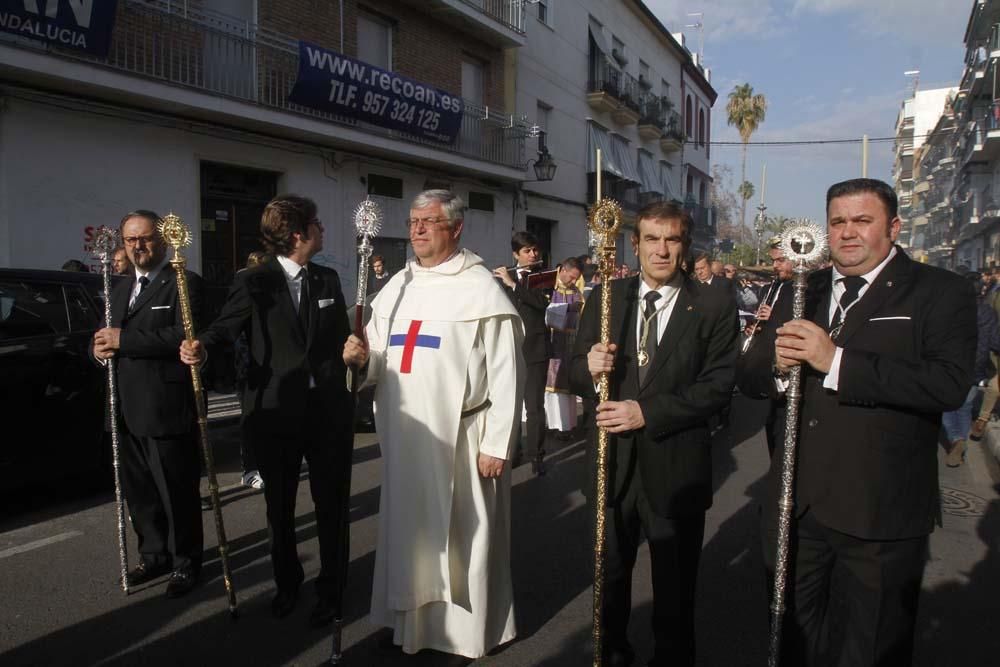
[646,0,970,226]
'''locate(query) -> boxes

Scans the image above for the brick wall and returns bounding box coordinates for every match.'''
[259,0,506,108]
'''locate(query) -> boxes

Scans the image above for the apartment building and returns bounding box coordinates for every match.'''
[894,87,955,255]
[514,0,716,266]
[0,0,532,311]
[909,93,960,267]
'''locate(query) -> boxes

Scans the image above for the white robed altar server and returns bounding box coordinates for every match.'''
[344,190,524,658]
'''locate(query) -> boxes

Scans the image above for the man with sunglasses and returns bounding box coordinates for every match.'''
[181,194,354,629]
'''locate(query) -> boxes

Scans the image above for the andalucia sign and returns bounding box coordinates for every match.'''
[0,0,119,57]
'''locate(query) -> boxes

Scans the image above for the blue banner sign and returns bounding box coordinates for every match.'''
[0,0,119,56]
[289,41,465,145]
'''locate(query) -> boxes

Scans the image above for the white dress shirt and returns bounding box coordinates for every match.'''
[636,274,683,352]
[129,256,170,309]
[276,254,308,309]
[822,246,897,391]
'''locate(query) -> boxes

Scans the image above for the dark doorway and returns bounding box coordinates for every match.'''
[199,162,279,391]
[526,216,556,268]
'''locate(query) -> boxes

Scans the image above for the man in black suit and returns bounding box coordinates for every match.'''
[570,201,738,666]
[692,253,733,294]
[737,238,795,457]
[741,178,976,666]
[494,231,551,474]
[92,210,203,598]
[181,194,354,627]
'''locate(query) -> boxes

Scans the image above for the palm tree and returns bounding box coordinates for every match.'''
[727,84,767,242]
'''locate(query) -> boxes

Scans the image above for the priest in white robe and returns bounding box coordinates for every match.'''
[343,189,524,659]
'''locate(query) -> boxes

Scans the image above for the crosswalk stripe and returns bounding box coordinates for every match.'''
[0,530,84,560]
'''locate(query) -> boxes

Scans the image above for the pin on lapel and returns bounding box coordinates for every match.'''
[886,280,893,287]
[686,305,694,311]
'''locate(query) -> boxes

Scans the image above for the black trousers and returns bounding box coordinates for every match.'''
[120,428,203,572]
[602,470,706,667]
[252,390,353,608]
[522,359,548,458]
[763,510,929,667]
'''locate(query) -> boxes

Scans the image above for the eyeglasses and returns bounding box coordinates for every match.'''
[123,235,158,246]
[405,216,451,230]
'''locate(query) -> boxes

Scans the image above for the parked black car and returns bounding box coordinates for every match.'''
[0,269,120,493]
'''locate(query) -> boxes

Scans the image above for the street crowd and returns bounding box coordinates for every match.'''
[90,178,983,666]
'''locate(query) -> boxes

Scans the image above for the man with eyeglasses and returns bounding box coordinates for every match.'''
[91,209,205,598]
[180,194,355,629]
[343,189,523,659]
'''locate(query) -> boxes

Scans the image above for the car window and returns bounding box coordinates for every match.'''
[0,280,69,340]
[65,284,101,331]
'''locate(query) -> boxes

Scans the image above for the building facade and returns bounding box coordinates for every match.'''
[513,0,716,268]
[0,0,533,312]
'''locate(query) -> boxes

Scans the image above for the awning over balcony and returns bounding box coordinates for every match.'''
[611,134,642,185]
[589,18,610,55]
[587,122,640,185]
[637,149,661,195]
[659,161,678,200]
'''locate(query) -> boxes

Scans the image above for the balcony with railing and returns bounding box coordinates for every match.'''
[660,111,684,153]
[397,0,526,47]
[637,96,669,141]
[587,55,643,125]
[0,0,528,171]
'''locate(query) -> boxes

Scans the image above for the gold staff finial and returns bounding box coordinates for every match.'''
[159,213,192,261]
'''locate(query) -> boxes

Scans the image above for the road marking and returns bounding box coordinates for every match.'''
[0,530,84,560]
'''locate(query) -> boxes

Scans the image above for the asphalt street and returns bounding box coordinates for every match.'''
[1,396,998,666]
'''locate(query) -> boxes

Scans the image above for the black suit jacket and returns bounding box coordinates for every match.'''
[198,258,353,430]
[739,249,976,540]
[504,268,551,363]
[570,274,738,517]
[96,263,202,438]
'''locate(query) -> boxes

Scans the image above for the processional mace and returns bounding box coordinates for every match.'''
[767,221,828,667]
[160,213,239,618]
[588,148,624,667]
[330,197,382,666]
[93,227,130,594]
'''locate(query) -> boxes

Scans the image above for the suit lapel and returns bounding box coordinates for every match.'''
[127,264,173,316]
[640,279,696,391]
[114,277,133,325]
[833,251,909,346]
[613,278,639,395]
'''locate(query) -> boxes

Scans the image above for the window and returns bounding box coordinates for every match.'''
[537,0,549,24]
[0,280,68,341]
[65,285,98,331]
[358,11,392,70]
[699,182,707,206]
[536,101,551,150]
[367,174,403,199]
[468,192,495,212]
[611,35,627,67]
[698,108,705,146]
[462,58,485,106]
[685,95,693,137]
[661,79,671,97]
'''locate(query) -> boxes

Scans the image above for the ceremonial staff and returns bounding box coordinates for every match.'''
[331,197,382,666]
[767,221,827,667]
[159,213,239,618]
[588,148,623,667]
[93,227,130,594]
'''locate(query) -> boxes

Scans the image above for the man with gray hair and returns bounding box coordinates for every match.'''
[343,189,524,658]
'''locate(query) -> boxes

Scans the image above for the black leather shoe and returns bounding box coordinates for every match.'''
[309,598,340,628]
[165,566,200,598]
[126,560,171,587]
[532,455,547,476]
[271,588,299,619]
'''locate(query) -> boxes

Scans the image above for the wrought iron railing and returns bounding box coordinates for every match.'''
[457,0,526,34]
[5,0,527,168]
[588,55,643,113]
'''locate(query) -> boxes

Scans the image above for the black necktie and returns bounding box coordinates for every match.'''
[129,275,149,313]
[829,275,865,330]
[297,268,310,334]
[639,291,662,384]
